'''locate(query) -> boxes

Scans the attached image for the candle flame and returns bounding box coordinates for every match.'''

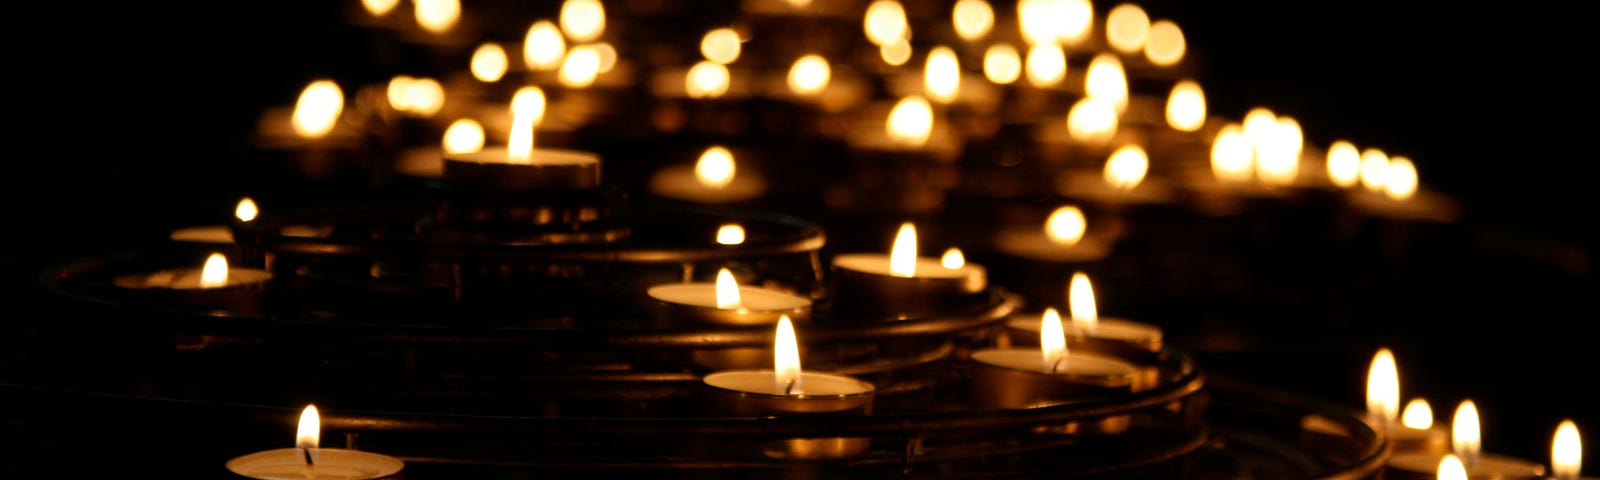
[1437,454,1468,480]
[1104,145,1149,190]
[685,60,731,98]
[774,315,803,394]
[559,0,606,43]
[524,20,567,71]
[787,54,831,96]
[1024,43,1066,87]
[200,253,230,289]
[887,95,934,148]
[1402,398,1435,430]
[1066,97,1118,146]
[1040,307,1067,373]
[235,198,259,222]
[1106,3,1150,54]
[291,80,343,139]
[1044,206,1086,245]
[941,248,965,269]
[471,43,510,82]
[889,222,918,278]
[716,224,746,245]
[386,75,445,117]
[1326,140,1362,188]
[1144,19,1186,66]
[593,42,618,73]
[1068,272,1098,333]
[296,405,320,450]
[715,268,742,309]
[1359,148,1390,192]
[1366,347,1400,426]
[863,0,909,46]
[951,0,994,41]
[1385,156,1418,200]
[1256,116,1302,186]
[443,118,486,154]
[924,46,962,104]
[414,0,460,34]
[701,28,742,64]
[1018,0,1092,46]
[983,44,1021,85]
[695,146,736,188]
[362,0,400,16]
[1085,53,1129,114]
[508,86,546,163]
[1166,80,1206,132]
[1554,419,1582,480]
[1452,400,1481,467]
[559,44,603,88]
[1210,124,1253,183]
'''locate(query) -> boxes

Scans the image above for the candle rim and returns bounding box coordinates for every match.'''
[225,447,404,478]
[971,347,1139,378]
[646,283,813,312]
[702,369,876,398]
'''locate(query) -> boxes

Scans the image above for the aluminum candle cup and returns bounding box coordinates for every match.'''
[226,448,404,480]
[1385,452,1546,480]
[442,147,601,191]
[647,281,814,370]
[1000,314,1164,389]
[969,348,1138,434]
[111,261,272,314]
[702,370,877,459]
[829,254,986,320]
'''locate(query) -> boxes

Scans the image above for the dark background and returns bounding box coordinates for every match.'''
[5,0,1594,471]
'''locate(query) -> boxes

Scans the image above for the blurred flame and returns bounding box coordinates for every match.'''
[1256,116,1302,186]
[362,0,400,16]
[1106,3,1150,54]
[1554,420,1582,480]
[880,38,913,66]
[200,253,230,289]
[1166,80,1206,132]
[1359,148,1390,192]
[560,0,606,43]
[1066,97,1118,146]
[787,55,831,96]
[864,0,909,46]
[1403,398,1435,430]
[524,21,568,71]
[593,42,618,73]
[1040,307,1067,372]
[1326,140,1362,188]
[1210,124,1253,183]
[715,268,742,309]
[701,28,743,64]
[508,87,547,162]
[1145,20,1186,66]
[1058,0,1094,45]
[1085,53,1129,113]
[1104,145,1148,190]
[695,146,736,188]
[1045,206,1086,245]
[774,315,803,393]
[1024,43,1066,87]
[952,0,994,41]
[1018,0,1092,46]
[471,43,510,82]
[235,198,259,222]
[1385,156,1418,200]
[1068,272,1097,333]
[559,44,603,88]
[443,118,486,154]
[1452,400,1481,467]
[716,224,746,245]
[386,76,444,117]
[1241,107,1278,154]
[924,46,962,104]
[296,405,320,450]
[291,80,343,139]
[414,0,460,34]
[1366,348,1400,425]
[941,248,965,269]
[686,60,731,98]
[889,222,918,278]
[1437,454,1468,480]
[887,95,934,148]
[983,44,1022,85]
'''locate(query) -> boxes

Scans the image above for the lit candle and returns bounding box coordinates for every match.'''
[969,308,1138,432]
[843,94,963,163]
[169,197,259,245]
[226,405,404,480]
[1358,348,1450,453]
[646,145,767,204]
[441,86,601,191]
[1551,420,1590,480]
[992,205,1114,263]
[1343,150,1461,223]
[1053,144,1175,205]
[648,267,812,326]
[830,222,987,319]
[1001,272,1162,386]
[1387,400,1548,479]
[114,252,272,291]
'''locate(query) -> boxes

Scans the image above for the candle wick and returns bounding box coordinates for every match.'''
[302,447,315,466]
[784,378,797,395]
[1050,357,1067,374]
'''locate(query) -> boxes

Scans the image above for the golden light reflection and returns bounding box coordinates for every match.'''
[1366,347,1400,425]
[880,38,913,66]
[715,268,742,309]
[1106,3,1150,54]
[235,198,259,223]
[1040,307,1068,372]
[716,224,746,245]
[1553,419,1582,480]
[701,28,743,64]
[471,43,509,82]
[889,222,918,278]
[1326,140,1362,188]
[200,253,230,289]
[1103,145,1148,190]
[1402,398,1435,430]
[559,0,606,43]
[1066,97,1118,146]
[362,0,400,16]
[952,0,994,41]
[296,405,320,450]
[442,119,485,154]
[1145,20,1186,66]
[924,46,961,104]
[1210,124,1253,183]
[695,145,736,188]
[1085,53,1129,113]
[941,248,965,269]
[864,0,909,46]
[1024,43,1066,87]
[787,54,831,96]
[774,315,802,393]
[1359,148,1391,192]
[686,60,732,98]
[887,95,934,148]
[1166,80,1206,132]
[1452,400,1481,467]
[524,21,567,71]
[1384,156,1418,200]
[1437,454,1468,480]
[983,44,1022,84]
[1045,206,1086,245]
[559,44,603,88]
[291,80,343,139]
[1068,272,1097,334]
[414,0,460,34]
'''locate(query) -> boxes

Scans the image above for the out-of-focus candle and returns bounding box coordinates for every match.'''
[1066,97,1118,146]
[951,0,994,41]
[1084,53,1129,114]
[170,197,259,244]
[1165,80,1206,132]
[442,87,601,191]
[1024,43,1066,88]
[648,145,767,203]
[701,28,743,64]
[1326,140,1363,189]
[1357,348,1451,454]
[924,46,961,104]
[863,0,908,47]
[831,222,987,319]
[648,267,812,326]
[1144,19,1186,66]
[1387,399,1547,480]
[716,224,746,245]
[524,20,566,71]
[559,0,606,42]
[983,44,1022,85]
[1105,3,1150,54]
[226,405,404,480]
[993,205,1113,262]
[470,43,509,82]
[1552,420,1586,480]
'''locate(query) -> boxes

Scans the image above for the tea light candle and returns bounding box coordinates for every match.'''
[113,253,272,291]
[647,267,812,326]
[441,87,602,192]
[992,205,1115,263]
[1386,400,1546,480]
[227,405,404,480]
[1052,145,1176,206]
[168,198,260,245]
[830,222,987,319]
[646,145,767,204]
[844,95,964,164]
[1550,419,1591,480]
[970,308,1138,433]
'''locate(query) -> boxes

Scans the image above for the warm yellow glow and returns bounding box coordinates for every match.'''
[1044,206,1086,245]
[291,80,343,139]
[695,145,736,188]
[386,76,445,117]
[1106,3,1150,54]
[983,44,1022,85]
[362,0,400,16]
[786,0,812,6]
[1039,307,1068,372]
[471,43,509,82]
[924,46,962,104]
[1553,419,1582,480]
[1437,454,1468,480]
[774,315,802,393]
[1241,107,1278,153]
[1085,53,1129,113]
[234,198,259,223]
[1058,0,1094,45]
[559,0,606,43]
[1068,272,1097,333]
[511,86,548,124]
[1024,43,1066,87]
[1452,400,1481,466]
[685,60,731,98]
[559,44,603,88]
[1145,20,1186,66]
[442,118,486,154]
[787,54,831,96]
[1326,140,1362,188]
[864,0,909,46]
[1066,97,1118,146]
[1366,348,1400,425]
[716,224,746,245]
[508,87,546,163]
[889,222,918,278]
[1166,80,1206,132]
[524,21,567,71]
[1385,156,1418,200]
[593,42,618,73]
[700,28,742,64]
[1256,116,1302,186]
[296,405,320,450]
[414,0,460,34]
[200,253,230,289]
[1103,145,1148,190]
[880,38,913,66]
[941,248,965,269]
[1402,398,1435,430]
[1359,148,1391,192]
[886,95,934,148]
[715,268,742,309]
[952,0,994,41]
[1210,124,1253,183]
[1018,0,1093,46]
